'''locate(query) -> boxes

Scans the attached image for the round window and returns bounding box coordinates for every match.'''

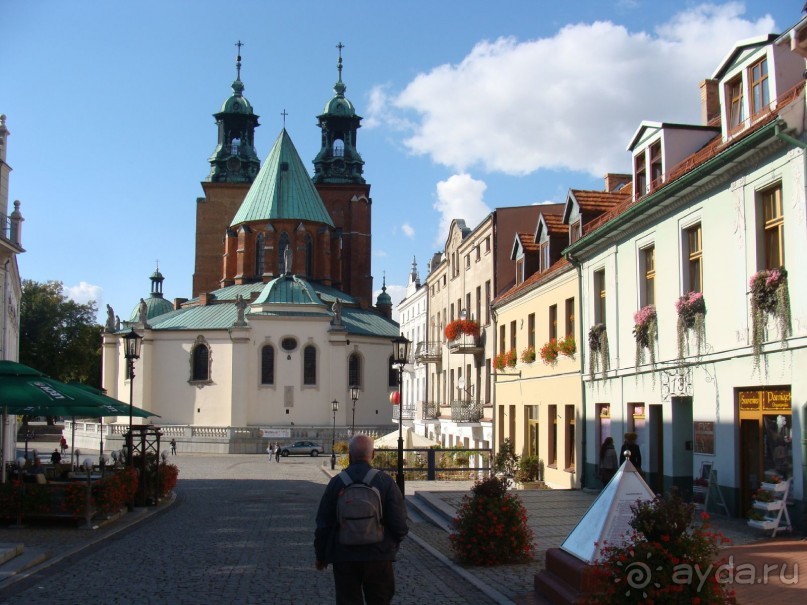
[281,337,298,352]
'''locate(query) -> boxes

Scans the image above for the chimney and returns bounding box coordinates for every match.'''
[604,173,631,193]
[700,79,720,125]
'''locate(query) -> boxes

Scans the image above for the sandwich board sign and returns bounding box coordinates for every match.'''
[561,459,654,563]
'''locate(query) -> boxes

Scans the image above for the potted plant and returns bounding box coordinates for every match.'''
[749,268,791,371]
[675,291,706,359]
[515,455,545,489]
[632,304,657,368]
[588,324,609,379]
[493,352,507,371]
[539,339,559,365]
[557,335,576,358]
[444,318,481,341]
[505,348,517,368]
[520,346,536,364]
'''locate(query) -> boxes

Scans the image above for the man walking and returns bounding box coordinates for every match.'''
[315,434,408,604]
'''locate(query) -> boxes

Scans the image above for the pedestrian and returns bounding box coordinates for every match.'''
[50,448,62,465]
[315,434,408,604]
[275,442,281,463]
[59,436,68,455]
[598,436,617,486]
[268,442,274,462]
[619,432,642,474]
[170,438,177,455]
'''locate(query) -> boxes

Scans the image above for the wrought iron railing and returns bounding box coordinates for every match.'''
[421,400,440,420]
[450,400,484,423]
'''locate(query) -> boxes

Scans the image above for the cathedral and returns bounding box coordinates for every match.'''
[100,46,399,452]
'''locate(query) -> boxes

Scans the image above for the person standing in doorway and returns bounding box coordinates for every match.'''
[619,432,642,474]
[275,442,281,463]
[598,437,618,486]
[315,434,408,604]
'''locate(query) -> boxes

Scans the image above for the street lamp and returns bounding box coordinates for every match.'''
[391,334,411,495]
[350,385,360,436]
[122,328,142,469]
[331,399,339,470]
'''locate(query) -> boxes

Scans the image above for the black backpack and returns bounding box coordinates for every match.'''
[337,469,384,545]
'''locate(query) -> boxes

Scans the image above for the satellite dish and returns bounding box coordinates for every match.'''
[457,377,466,388]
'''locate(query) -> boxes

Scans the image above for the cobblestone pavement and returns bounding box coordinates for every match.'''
[0,455,499,605]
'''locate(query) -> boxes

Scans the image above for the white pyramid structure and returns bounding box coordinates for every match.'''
[561,459,655,563]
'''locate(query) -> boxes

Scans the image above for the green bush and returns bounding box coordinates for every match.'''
[493,438,519,476]
[516,455,544,482]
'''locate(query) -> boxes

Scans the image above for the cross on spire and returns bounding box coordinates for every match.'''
[281,109,288,127]
[235,40,244,79]
[336,42,344,81]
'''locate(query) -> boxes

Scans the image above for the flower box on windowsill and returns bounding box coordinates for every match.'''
[761,481,788,492]
[753,500,783,512]
[748,518,778,531]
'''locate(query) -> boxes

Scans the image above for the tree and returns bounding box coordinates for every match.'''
[20,280,102,386]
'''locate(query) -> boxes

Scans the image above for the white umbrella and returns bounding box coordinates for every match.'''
[374,428,439,449]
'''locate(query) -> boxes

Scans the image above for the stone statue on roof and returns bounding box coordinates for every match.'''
[139,298,149,327]
[105,304,116,333]
[284,247,292,275]
[331,298,343,326]
[234,294,248,326]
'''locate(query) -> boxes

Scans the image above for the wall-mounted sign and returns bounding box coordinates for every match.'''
[694,421,715,455]
[738,388,791,412]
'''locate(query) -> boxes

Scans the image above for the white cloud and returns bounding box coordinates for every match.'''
[401,223,415,238]
[372,3,776,177]
[65,281,103,305]
[433,173,491,246]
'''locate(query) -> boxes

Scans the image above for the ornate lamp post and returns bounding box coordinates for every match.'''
[331,399,339,470]
[122,328,142,468]
[350,385,360,436]
[391,334,411,495]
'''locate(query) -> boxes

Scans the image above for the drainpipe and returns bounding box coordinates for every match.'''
[566,253,587,489]
[774,122,807,149]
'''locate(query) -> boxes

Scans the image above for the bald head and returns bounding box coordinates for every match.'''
[349,434,374,463]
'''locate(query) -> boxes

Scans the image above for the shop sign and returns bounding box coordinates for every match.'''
[738,388,791,411]
[694,421,715,455]
[739,390,762,410]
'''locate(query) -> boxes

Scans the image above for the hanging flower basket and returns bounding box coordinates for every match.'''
[632,305,657,368]
[539,340,558,365]
[675,291,706,359]
[588,324,609,379]
[749,268,791,371]
[444,319,480,341]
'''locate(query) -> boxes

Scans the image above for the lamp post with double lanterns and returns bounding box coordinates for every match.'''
[122,328,142,468]
[350,385,360,436]
[331,399,339,470]
[391,334,411,495]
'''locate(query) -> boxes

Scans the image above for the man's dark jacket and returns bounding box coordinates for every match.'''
[315,461,408,562]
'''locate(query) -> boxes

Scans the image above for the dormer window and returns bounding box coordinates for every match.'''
[516,258,524,285]
[570,217,582,244]
[649,142,662,188]
[728,75,744,128]
[749,57,769,117]
[539,241,550,272]
[634,153,647,199]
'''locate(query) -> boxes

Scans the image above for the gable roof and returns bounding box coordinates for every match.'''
[534,208,566,241]
[712,34,778,80]
[511,232,537,260]
[230,129,334,227]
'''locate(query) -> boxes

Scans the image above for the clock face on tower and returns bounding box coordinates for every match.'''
[227,156,242,172]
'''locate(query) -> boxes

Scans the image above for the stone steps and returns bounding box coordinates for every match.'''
[0,542,50,584]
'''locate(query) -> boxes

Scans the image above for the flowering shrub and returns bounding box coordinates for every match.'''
[557,335,576,357]
[586,490,733,604]
[539,339,559,365]
[588,324,609,379]
[63,482,89,519]
[633,305,658,368]
[749,268,791,371]
[520,346,536,363]
[0,480,52,519]
[158,463,180,496]
[93,474,128,515]
[444,319,480,341]
[675,291,706,359]
[450,476,535,566]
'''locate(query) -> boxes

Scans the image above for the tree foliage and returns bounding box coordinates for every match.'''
[20,280,102,386]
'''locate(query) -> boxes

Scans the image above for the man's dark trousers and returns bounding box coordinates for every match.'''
[332,560,395,605]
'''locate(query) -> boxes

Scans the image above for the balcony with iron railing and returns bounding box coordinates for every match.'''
[450,399,484,424]
[421,400,440,422]
[414,341,442,364]
[447,333,484,356]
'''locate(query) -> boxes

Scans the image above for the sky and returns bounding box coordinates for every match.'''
[0,1,799,325]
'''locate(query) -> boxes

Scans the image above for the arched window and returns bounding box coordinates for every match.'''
[305,233,314,276]
[333,139,344,157]
[303,345,317,385]
[278,232,290,275]
[388,355,397,387]
[261,344,274,385]
[349,353,362,388]
[192,344,209,381]
[255,232,265,278]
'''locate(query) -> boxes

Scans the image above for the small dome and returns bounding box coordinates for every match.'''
[323,94,355,117]
[220,91,254,114]
[376,289,392,306]
[129,296,174,322]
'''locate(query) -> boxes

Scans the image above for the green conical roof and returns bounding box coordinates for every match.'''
[230,129,334,227]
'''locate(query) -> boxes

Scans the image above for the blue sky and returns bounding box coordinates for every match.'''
[0,1,798,324]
